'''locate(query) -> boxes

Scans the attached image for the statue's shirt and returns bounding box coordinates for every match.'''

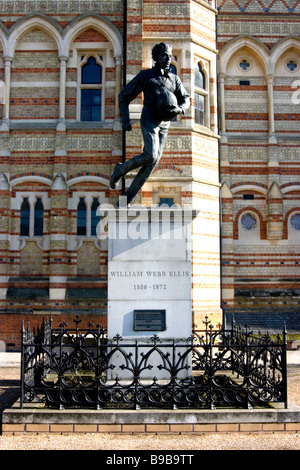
[119,66,190,125]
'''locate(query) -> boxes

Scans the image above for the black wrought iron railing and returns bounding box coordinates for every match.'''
[20,315,288,410]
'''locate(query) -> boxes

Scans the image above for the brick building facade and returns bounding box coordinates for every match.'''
[218,0,300,328]
[0,1,221,350]
[0,0,299,350]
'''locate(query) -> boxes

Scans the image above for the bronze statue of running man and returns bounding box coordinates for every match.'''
[110,43,190,205]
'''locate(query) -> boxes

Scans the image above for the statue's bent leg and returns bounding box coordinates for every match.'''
[123,124,164,204]
[110,152,155,189]
[110,121,160,190]
[124,162,156,205]
[123,130,168,205]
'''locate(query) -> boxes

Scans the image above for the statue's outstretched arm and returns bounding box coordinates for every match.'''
[119,70,146,132]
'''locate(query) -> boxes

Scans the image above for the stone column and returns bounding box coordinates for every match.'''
[58,56,68,123]
[267,75,276,141]
[49,174,68,300]
[3,57,12,121]
[0,57,13,130]
[266,75,280,186]
[218,73,229,176]
[114,55,122,118]
[55,56,68,175]
[219,73,226,136]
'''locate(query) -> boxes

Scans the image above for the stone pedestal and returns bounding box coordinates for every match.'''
[100,206,196,382]
[105,206,194,340]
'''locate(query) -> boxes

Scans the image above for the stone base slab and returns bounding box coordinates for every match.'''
[3,403,300,435]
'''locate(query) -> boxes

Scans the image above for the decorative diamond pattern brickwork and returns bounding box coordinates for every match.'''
[218,0,300,13]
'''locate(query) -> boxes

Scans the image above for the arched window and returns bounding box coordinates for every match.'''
[34,198,44,237]
[194,64,205,89]
[82,56,102,84]
[80,56,103,121]
[77,198,87,236]
[91,197,100,236]
[194,62,208,127]
[20,198,30,237]
[74,194,103,238]
[236,209,263,242]
[290,213,300,230]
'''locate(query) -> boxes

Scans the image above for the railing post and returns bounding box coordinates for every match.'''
[282,322,288,409]
[245,330,252,409]
[20,321,25,409]
[96,324,102,410]
[135,339,140,410]
[172,339,177,410]
[209,324,215,410]
[58,322,65,409]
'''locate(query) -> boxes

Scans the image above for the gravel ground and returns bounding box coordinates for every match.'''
[0,365,300,451]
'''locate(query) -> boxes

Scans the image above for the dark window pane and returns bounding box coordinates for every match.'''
[81,89,102,121]
[81,106,91,121]
[286,60,298,72]
[77,198,87,236]
[241,213,257,230]
[195,93,205,125]
[81,89,92,105]
[291,214,300,230]
[34,198,44,237]
[91,198,100,236]
[91,105,102,121]
[82,57,102,84]
[194,64,205,89]
[20,198,30,236]
[159,198,175,207]
[92,90,102,105]
[239,59,251,71]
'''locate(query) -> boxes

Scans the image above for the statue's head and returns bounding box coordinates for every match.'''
[152,43,172,68]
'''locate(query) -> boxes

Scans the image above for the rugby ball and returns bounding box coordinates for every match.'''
[155,90,178,121]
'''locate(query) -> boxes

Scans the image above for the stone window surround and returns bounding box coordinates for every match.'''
[234,207,266,240]
[237,57,252,72]
[76,51,106,122]
[69,191,105,240]
[194,57,210,129]
[285,58,299,73]
[218,36,300,141]
[11,191,50,250]
[152,185,182,207]
[0,13,123,126]
[240,211,257,230]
